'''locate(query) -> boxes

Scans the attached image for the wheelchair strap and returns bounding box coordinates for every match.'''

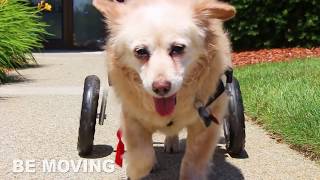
[196,68,233,127]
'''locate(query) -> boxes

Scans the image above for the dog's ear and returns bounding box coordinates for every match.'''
[93,0,123,21]
[194,1,236,21]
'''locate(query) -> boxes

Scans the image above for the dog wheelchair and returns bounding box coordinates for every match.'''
[77,69,246,157]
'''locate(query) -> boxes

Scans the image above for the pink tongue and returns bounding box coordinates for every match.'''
[153,95,176,116]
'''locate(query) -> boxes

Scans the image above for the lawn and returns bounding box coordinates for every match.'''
[235,58,320,159]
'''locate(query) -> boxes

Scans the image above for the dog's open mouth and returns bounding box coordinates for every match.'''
[153,94,176,116]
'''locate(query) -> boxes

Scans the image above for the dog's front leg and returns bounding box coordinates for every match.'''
[180,93,228,180]
[122,113,155,180]
[179,121,221,180]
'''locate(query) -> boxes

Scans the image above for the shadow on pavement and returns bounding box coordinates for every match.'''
[0,97,9,101]
[82,145,114,159]
[1,74,34,84]
[16,64,45,70]
[143,138,245,180]
[1,64,49,84]
[208,146,245,179]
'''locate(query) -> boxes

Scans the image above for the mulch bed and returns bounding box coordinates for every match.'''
[232,47,320,66]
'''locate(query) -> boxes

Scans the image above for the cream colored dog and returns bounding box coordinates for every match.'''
[93,0,235,179]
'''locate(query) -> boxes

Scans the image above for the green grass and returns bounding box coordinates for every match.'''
[0,0,47,83]
[235,58,320,159]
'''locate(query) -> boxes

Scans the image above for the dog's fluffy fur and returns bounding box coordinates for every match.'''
[93,0,235,179]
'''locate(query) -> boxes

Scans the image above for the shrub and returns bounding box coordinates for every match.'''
[226,0,320,51]
[0,0,47,83]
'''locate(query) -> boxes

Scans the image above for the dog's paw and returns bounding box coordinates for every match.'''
[164,135,180,153]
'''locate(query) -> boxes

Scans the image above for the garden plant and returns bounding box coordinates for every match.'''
[0,0,47,83]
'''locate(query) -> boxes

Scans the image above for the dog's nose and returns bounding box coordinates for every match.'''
[152,80,171,96]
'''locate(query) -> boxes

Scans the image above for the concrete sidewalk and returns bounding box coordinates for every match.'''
[0,52,319,180]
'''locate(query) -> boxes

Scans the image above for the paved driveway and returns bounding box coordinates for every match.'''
[0,52,319,180]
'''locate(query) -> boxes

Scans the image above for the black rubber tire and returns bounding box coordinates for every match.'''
[223,77,246,156]
[77,75,100,156]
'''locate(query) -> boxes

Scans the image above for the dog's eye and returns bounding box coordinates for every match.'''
[170,44,186,57]
[134,47,150,61]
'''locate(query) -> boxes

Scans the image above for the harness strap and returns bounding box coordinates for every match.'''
[205,79,225,107]
[197,68,233,127]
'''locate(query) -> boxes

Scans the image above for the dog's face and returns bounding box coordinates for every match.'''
[94,0,235,116]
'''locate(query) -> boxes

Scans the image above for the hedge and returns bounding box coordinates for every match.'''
[0,0,47,83]
[225,0,320,51]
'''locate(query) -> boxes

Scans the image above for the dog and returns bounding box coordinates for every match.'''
[93,0,235,179]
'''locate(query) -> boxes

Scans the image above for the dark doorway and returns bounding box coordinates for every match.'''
[29,0,106,50]
[73,0,106,50]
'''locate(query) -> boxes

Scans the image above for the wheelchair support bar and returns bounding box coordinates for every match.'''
[196,67,233,127]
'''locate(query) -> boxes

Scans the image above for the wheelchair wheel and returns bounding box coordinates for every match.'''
[223,77,246,156]
[77,75,100,156]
